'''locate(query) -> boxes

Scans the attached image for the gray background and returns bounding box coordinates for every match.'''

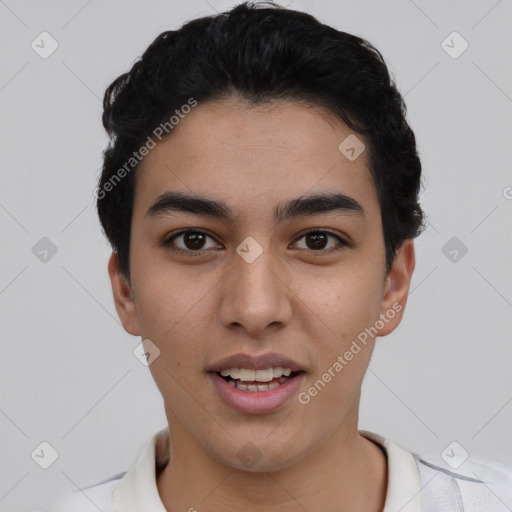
[1,0,511,510]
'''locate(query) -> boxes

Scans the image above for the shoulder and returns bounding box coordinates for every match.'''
[361,430,512,511]
[414,453,512,511]
[33,472,125,512]
[33,427,168,512]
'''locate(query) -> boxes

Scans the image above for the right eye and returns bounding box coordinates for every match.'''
[162,229,222,255]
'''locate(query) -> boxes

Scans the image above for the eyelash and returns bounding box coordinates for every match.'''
[162,228,348,256]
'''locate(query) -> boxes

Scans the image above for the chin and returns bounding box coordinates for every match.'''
[209,435,313,473]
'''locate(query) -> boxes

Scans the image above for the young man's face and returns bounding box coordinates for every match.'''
[109,98,414,471]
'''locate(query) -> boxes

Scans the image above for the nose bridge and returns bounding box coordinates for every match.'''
[219,237,291,334]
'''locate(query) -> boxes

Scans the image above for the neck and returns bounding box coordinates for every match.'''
[156,421,387,512]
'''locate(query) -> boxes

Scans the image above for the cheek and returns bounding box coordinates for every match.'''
[298,270,384,348]
[299,279,380,417]
[132,271,223,390]
[131,252,209,337]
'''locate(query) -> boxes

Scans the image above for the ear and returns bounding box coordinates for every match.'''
[108,252,141,336]
[376,239,416,337]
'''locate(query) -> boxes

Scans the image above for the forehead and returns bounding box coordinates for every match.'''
[134,98,380,223]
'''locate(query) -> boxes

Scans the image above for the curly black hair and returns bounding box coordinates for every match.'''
[96,1,426,282]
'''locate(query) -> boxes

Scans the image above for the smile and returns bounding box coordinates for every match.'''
[218,367,297,392]
[209,369,306,414]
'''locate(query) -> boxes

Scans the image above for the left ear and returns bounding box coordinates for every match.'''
[376,238,416,337]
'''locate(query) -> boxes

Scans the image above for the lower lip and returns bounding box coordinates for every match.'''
[209,372,306,414]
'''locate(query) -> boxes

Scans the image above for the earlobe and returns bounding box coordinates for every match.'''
[377,239,416,337]
[107,252,141,336]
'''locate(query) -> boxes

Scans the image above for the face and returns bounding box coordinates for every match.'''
[109,97,415,471]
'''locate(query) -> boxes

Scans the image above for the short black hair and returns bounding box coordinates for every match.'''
[97,1,425,282]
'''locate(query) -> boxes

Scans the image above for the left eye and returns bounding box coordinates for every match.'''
[293,230,346,252]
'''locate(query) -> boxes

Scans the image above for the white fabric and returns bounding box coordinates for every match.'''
[35,427,512,512]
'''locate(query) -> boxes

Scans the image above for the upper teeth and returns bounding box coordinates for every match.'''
[220,367,292,382]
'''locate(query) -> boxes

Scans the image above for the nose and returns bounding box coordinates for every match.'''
[218,243,292,337]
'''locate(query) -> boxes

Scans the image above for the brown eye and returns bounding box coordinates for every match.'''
[181,231,207,250]
[293,230,347,252]
[164,229,221,253]
[305,232,328,250]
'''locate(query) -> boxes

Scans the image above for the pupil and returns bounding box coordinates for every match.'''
[185,232,205,250]
[307,232,327,250]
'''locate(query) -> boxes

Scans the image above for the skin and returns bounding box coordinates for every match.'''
[108,97,415,512]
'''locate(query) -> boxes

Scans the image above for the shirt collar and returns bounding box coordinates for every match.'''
[111,426,169,512]
[360,430,422,512]
[111,427,421,512]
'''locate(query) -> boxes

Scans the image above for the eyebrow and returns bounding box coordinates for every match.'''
[146,191,365,224]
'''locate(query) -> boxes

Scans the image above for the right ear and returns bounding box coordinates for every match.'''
[107,252,141,336]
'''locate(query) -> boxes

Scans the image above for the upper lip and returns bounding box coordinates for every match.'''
[207,352,305,373]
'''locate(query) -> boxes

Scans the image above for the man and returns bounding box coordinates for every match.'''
[38,2,512,511]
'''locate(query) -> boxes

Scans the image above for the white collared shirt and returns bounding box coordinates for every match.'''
[36,427,512,512]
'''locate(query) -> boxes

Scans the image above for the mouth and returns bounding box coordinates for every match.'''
[206,354,307,414]
[215,367,304,392]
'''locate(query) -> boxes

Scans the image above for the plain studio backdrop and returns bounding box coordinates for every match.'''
[1,0,511,510]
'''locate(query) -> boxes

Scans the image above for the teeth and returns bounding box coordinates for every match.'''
[255,369,274,382]
[232,381,282,392]
[219,367,295,381]
[239,369,256,381]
